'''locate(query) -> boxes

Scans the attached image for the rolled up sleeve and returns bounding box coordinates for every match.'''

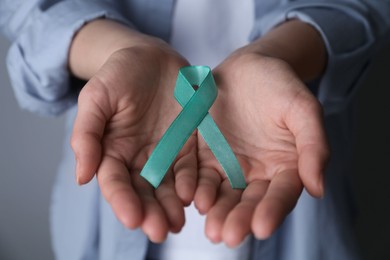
[250,1,390,114]
[1,0,134,116]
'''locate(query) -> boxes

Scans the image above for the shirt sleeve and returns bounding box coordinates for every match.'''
[0,0,134,116]
[250,0,390,115]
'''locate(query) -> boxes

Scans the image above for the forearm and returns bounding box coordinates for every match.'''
[238,20,327,82]
[69,19,169,80]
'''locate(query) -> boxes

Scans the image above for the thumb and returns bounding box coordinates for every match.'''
[288,92,329,198]
[70,78,113,184]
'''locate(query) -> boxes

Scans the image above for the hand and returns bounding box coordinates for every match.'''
[194,52,329,247]
[70,42,197,242]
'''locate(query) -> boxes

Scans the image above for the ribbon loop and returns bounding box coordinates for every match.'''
[140,66,246,189]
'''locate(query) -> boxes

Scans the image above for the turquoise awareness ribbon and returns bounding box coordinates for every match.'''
[140,66,246,189]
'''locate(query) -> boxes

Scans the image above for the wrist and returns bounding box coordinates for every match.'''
[69,19,174,80]
[234,20,327,82]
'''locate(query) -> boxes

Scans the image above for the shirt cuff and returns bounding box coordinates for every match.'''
[6,1,134,116]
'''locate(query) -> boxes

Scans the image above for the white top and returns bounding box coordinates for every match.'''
[150,1,254,259]
[171,0,254,68]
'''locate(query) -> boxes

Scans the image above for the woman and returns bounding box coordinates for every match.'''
[1,1,389,259]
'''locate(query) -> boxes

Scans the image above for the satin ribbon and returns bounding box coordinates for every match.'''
[140,66,246,189]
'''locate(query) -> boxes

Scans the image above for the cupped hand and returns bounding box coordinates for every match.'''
[194,52,329,247]
[70,45,197,242]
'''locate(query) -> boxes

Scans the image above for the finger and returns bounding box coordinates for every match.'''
[156,172,185,233]
[174,138,198,206]
[288,95,329,197]
[298,141,328,197]
[222,180,268,247]
[251,170,303,239]
[204,180,242,243]
[97,155,143,230]
[132,174,170,243]
[71,81,112,184]
[194,167,222,214]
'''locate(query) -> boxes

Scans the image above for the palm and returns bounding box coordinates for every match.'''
[194,55,329,247]
[98,50,190,173]
[71,48,196,242]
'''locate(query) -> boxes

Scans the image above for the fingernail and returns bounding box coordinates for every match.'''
[76,175,81,185]
[318,175,325,198]
[75,160,81,185]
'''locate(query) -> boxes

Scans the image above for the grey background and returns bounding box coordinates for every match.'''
[0,34,389,259]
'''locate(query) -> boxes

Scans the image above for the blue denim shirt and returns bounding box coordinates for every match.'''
[1,1,390,259]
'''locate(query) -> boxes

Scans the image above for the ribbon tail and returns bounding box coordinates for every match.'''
[140,102,208,188]
[198,114,247,189]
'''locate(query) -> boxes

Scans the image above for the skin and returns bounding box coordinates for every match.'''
[69,18,329,246]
